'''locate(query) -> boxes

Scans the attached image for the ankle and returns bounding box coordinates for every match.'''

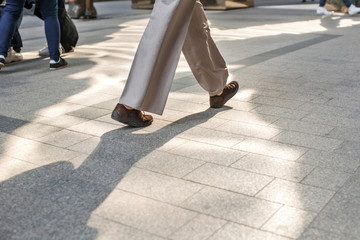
[216,90,223,96]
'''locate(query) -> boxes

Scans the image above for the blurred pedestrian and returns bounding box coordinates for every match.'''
[0,0,23,65]
[317,0,360,15]
[0,0,67,70]
[37,0,78,57]
[111,0,239,127]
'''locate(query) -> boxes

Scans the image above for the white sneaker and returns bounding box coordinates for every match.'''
[348,4,360,15]
[317,6,332,15]
[5,47,23,64]
[38,44,63,57]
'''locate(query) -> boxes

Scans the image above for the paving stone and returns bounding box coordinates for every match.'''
[0,156,38,182]
[278,92,330,104]
[38,129,92,148]
[250,95,304,109]
[297,102,354,118]
[35,115,88,129]
[196,117,230,130]
[232,153,314,182]
[3,141,82,165]
[11,122,63,140]
[296,149,360,172]
[338,168,360,198]
[334,140,360,156]
[223,99,260,112]
[310,193,360,239]
[0,115,29,135]
[169,214,226,240]
[216,120,280,139]
[156,137,189,152]
[35,102,86,118]
[256,179,335,212]
[135,150,204,178]
[88,214,165,240]
[66,107,110,120]
[272,118,334,136]
[271,131,343,151]
[209,222,290,240]
[217,110,279,126]
[298,227,347,240]
[91,98,118,111]
[166,99,209,114]
[251,105,308,120]
[328,126,360,142]
[65,93,117,106]
[301,167,352,191]
[68,120,120,137]
[117,168,203,205]
[261,206,317,238]
[169,141,245,166]
[0,134,36,153]
[184,163,273,196]
[302,112,360,129]
[178,127,245,148]
[93,189,197,237]
[169,92,209,105]
[233,138,307,161]
[181,187,281,228]
[66,136,101,154]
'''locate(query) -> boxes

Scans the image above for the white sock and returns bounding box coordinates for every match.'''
[50,58,60,64]
[0,55,5,60]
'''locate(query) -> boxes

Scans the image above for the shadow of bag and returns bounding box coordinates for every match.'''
[34,0,79,52]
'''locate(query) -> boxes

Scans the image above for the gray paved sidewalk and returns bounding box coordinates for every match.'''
[1,1,360,239]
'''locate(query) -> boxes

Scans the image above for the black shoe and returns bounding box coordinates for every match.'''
[49,57,68,71]
[210,81,239,108]
[0,57,5,70]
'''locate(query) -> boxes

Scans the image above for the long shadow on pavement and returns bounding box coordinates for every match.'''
[0,107,227,239]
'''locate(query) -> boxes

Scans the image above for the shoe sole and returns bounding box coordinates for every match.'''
[50,64,68,71]
[210,83,239,108]
[111,109,153,128]
[0,62,4,69]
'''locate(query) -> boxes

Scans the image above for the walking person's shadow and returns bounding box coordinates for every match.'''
[0,107,228,239]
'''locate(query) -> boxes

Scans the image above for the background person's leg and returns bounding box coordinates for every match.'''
[182,0,228,97]
[39,0,60,61]
[0,0,25,57]
[120,0,197,115]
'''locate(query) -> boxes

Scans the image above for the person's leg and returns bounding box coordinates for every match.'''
[11,28,23,52]
[0,0,25,58]
[182,0,228,97]
[119,0,197,115]
[39,0,60,61]
[182,0,238,108]
[317,0,332,15]
[319,0,326,7]
[39,0,67,69]
[344,0,360,15]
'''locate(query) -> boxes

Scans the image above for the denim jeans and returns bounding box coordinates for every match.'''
[319,0,351,7]
[0,5,23,51]
[0,0,60,61]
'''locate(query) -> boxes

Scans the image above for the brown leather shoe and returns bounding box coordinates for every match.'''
[111,103,153,127]
[210,81,239,108]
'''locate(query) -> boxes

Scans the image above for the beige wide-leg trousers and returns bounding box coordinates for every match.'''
[120,0,229,115]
